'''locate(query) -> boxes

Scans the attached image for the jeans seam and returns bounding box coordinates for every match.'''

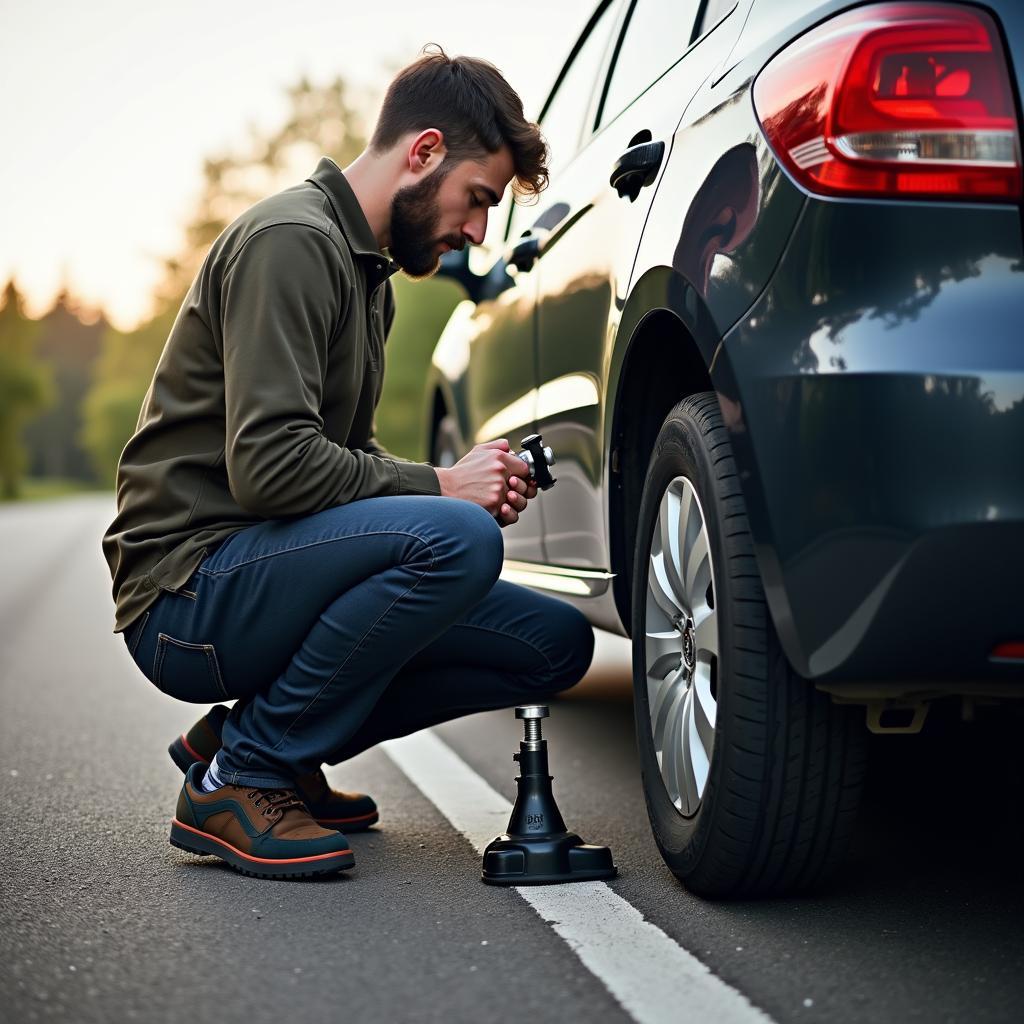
[127,611,150,658]
[154,636,167,686]
[222,769,292,788]
[263,542,437,759]
[205,647,229,700]
[198,529,434,576]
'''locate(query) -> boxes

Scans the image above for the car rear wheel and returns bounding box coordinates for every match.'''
[631,393,866,897]
[431,412,461,469]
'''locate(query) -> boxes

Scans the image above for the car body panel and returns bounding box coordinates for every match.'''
[720,198,1024,681]
[535,0,762,571]
[425,0,1024,680]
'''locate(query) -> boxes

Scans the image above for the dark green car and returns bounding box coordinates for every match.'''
[427,0,1024,897]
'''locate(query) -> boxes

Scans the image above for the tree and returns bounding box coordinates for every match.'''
[22,290,106,482]
[159,76,369,302]
[0,281,53,498]
[81,69,465,482]
[80,305,179,486]
[83,76,372,486]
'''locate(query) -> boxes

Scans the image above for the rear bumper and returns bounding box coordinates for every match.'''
[718,197,1024,683]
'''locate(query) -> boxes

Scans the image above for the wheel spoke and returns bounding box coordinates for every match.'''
[680,688,705,814]
[671,692,696,811]
[677,484,699,593]
[661,677,688,808]
[648,550,684,620]
[684,528,711,610]
[694,607,718,660]
[691,660,717,754]
[650,664,686,747]
[645,628,681,680]
[658,487,689,613]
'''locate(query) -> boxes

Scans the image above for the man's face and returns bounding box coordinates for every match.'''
[389,145,514,278]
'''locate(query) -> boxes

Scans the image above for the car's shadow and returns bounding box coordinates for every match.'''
[548,688,1024,1017]
[556,689,1024,920]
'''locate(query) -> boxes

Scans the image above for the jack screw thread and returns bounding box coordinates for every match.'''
[524,718,543,744]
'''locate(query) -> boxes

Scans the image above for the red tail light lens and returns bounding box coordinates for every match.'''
[753,3,1022,200]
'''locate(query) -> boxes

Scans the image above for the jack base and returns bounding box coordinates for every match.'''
[482,831,617,886]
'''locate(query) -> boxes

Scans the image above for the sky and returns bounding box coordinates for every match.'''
[1,0,595,330]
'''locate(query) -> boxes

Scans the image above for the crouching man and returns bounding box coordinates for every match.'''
[102,48,594,879]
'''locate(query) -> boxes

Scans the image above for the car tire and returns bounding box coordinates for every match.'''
[432,412,461,469]
[631,392,866,898]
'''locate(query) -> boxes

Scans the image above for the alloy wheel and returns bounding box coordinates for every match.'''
[643,475,719,817]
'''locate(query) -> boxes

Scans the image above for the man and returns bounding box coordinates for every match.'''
[103,48,594,880]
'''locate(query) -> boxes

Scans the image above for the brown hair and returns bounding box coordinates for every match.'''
[371,45,548,201]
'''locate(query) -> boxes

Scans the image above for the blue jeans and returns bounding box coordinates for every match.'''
[125,496,594,788]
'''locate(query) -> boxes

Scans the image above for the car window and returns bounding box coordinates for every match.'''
[695,0,737,39]
[538,1,619,179]
[597,0,702,128]
[506,1,619,243]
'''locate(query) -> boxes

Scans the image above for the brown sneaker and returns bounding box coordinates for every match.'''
[169,762,355,879]
[168,706,379,831]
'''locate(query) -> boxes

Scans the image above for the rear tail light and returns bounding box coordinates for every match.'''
[752,3,1022,200]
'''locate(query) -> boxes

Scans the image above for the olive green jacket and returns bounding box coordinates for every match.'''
[102,157,441,633]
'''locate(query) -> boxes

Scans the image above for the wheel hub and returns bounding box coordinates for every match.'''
[681,618,696,671]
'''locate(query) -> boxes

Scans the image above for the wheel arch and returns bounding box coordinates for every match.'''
[606,266,721,632]
[424,370,467,464]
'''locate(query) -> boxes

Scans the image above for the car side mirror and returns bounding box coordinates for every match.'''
[435,247,486,304]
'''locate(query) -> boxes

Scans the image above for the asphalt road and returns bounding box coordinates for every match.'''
[2,495,1023,1023]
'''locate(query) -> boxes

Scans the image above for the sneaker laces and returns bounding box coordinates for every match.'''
[247,788,305,820]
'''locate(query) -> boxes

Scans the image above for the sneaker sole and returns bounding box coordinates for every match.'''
[168,734,206,774]
[168,736,380,831]
[169,818,354,880]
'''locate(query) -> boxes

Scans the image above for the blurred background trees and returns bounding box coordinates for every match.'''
[7,72,462,500]
[0,282,54,498]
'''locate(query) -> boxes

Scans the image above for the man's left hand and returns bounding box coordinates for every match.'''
[497,472,538,528]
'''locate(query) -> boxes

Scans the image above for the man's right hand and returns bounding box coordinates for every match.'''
[435,440,531,526]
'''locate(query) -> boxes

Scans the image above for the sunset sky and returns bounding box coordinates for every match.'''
[2,0,594,330]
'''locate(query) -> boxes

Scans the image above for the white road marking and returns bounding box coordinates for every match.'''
[382,729,773,1024]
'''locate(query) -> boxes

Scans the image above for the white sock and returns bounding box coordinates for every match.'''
[199,754,227,792]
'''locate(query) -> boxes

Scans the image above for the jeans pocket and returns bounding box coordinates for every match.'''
[153,632,229,703]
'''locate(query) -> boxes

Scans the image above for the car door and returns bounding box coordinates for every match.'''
[531,0,738,568]
[454,200,542,560]
[464,0,625,562]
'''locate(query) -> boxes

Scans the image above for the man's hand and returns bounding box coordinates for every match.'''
[435,439,537,527]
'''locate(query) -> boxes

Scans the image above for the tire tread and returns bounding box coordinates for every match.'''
[632,392,866,898]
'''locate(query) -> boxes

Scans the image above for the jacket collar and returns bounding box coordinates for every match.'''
[307,157,399,281]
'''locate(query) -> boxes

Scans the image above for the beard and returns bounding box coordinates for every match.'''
[388,170,463,278]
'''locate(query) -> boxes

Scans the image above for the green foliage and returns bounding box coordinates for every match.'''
[21,292,107,482]
[375,276,464,460]
[76,71,462,486]
[80,75,374,489]
[0,476,104,504]
[160,76,369,303]
[0,282,53,498]
[80,306,179,486]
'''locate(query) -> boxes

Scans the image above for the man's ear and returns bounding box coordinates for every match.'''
[406,129,447,176]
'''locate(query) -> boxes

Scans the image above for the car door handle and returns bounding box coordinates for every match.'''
[507,230,547,272]
[610,140,665,202]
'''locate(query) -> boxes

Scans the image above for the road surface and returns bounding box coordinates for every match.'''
[1,496,1022,1023]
